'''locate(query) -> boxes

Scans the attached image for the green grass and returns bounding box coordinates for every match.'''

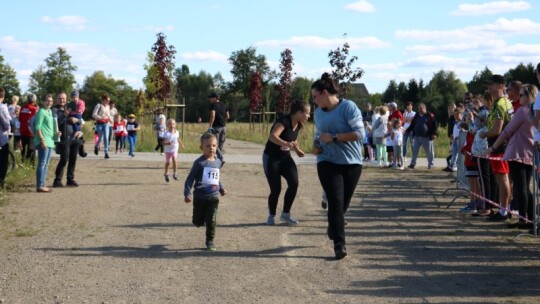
[83,122,450,158]
[1,152,36,199]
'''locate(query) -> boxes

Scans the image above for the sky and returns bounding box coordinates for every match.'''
[1,0,540,95]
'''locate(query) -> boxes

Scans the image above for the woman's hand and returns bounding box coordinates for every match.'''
[319,133,333,144]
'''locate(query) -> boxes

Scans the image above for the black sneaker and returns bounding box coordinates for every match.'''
[442,167,453,172]
[66,180,79,187]
[334,244,347,260]
[164,174,169,183]
[104,153,110,159]
[52,180,64,188]
[408,164,415,169]
[94,146,98,155]
[487,212,508,221]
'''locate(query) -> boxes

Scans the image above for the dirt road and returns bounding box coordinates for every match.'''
[0,139,539,303]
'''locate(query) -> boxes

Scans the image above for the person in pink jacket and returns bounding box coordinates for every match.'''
[487,83,538,229]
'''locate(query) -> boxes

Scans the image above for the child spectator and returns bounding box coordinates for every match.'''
[163,118,185,182]
[154,114,166,155]
[372,106,389,167]
[67,91,85,139]
[184,133,227,251]
[113,114,126,154]
[391,118,405,170]
[126,114,140,157]
[11,102,22,151]
[443,109,463,172]
[460,111,481,213]
[121,118,128,153]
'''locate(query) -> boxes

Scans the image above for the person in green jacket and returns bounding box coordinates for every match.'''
[34,94,60,193]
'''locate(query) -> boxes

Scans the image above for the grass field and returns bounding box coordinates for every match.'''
[112,121,450,158]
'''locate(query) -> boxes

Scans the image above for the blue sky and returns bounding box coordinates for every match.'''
[1,0,539,94]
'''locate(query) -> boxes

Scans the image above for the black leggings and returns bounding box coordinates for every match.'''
[263,154,299,216]
[317,161,362,247]
[155,136,164,153]
[508,161,533,222]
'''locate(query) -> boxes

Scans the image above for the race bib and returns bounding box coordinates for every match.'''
[158,131,165,138]
[15,121,20,128]
[127,124,134,131]
[202,167,220,185]
[116,126,124,132]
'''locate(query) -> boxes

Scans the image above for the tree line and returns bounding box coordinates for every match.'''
[377,63,538,126]
[1,32,537,126]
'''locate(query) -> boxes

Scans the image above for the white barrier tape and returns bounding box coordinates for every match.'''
[456,179,533,224]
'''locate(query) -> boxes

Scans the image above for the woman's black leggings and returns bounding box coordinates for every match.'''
[317,161,362,247]
[263,153,299,216]
[508,161,533,222]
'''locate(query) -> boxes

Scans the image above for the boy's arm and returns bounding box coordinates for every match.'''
[184,161,199,202]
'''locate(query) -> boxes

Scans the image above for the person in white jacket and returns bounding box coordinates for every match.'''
[372,106,389,166]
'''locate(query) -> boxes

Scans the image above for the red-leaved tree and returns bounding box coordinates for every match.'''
[150,32,176,106]
[275,48,294,114]
[328,38,363,97]
[249,71,263,112]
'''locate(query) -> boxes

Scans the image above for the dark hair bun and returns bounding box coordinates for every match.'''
[321,72,331,80]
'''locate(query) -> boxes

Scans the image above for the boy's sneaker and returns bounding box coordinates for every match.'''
[280,212,299,225]
[460,202,476,213]
[408,164,415,169]
[321,196,328,209]
[173,173,178,180]
[266,215,275,225]
[164,174,169,183]
[94,146,98,155]
[205,240,216,252]
[442,167,453,172]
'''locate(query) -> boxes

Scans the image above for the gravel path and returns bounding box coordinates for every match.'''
[0,139,539,303]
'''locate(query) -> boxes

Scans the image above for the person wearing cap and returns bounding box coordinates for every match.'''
[18,93,39,162]
[208,92,229,162]
[126,114,140,157]
[67,90,85,139]
[479,74,513,221]
[92,94,112,159]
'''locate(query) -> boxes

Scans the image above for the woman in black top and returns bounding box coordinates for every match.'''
[263,100,310,225]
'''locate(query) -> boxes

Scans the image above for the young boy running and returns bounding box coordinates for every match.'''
[163,118,185,182]
[184,133,226,251]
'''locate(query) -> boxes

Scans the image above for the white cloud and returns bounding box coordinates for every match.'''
[343,0,376,13]
[396,18,540,42]
[405,39,507,53]
[180,50,228,63]
[403,55,471,68]
[0,36,145,91]
[256,35,391,49]
[450,1,531,16]
[40,15,91,31]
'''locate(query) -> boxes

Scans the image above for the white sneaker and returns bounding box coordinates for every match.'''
[280,212,299,225]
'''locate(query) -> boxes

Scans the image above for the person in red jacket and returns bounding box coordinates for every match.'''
[18,94,39,162]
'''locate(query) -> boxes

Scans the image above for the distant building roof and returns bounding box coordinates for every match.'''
[350,83,369,96]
